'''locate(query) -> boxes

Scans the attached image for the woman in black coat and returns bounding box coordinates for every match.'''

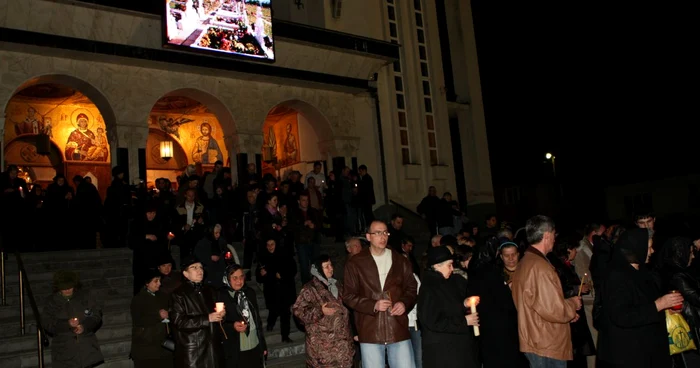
[597,228,683,368]
[218,264,267,368]
[419,246,479,368]
[659,237,700,367]
[467,237,527,368]
[130,269,173,368]
[256,237,297,342]
[548,240,596,368]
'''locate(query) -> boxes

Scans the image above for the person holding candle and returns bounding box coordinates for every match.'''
[218,264,267,368]
[171,256,225,368]
[547,239,595,368]
[42,271,104,368]
[512,216,582,368]
[130,269,173,368]
[417,246,479,368]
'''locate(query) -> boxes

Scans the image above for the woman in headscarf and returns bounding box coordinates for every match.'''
[218,264,267,368]
[467,236,526,367]
[293,254,354,367]
[419,246,480,368]
[130,268,172,368]
[194,224,227,288]
[597,228,683,368]
[42,271,104,368]
[255,237,296,342]
[659,236,700,367]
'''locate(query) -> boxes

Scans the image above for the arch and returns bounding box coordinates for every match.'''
[262,99,333,142]
[147,88,238,136]
[146,88,237,166]
[3,74,118,136]
[4,136,65,187]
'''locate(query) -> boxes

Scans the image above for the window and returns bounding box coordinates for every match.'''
[413,0,421,11]
[396,93,405,109]
[419,46,427,60]
[422,81,431,95]
[388,6,395,20]
[424,98,432,113]
[390,23,397,38]
[415,13,423,27]
[394,76,403,91]
[420,63,429,77]
[398,111,407,127]
[504,187,522,205]
[393,61,401,72]
[417,29,425,43]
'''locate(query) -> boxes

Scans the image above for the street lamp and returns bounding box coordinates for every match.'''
[545,152,556,176]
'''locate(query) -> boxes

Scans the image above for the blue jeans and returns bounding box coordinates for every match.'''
[360,340,416,368]
[525,353,567,368]
[409,327,422,368]
[296,243,318,285]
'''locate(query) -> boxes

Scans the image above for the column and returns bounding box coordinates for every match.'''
[224,134,239,184]
[114,125,148,184]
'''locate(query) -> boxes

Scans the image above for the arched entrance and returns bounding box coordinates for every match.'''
[146,89,235,187]
[260,99,332,178]
[3,80,114,197]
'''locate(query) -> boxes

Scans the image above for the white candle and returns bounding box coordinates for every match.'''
[470,297,480,336]
[215,303,225,313]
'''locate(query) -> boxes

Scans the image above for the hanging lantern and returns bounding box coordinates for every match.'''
[160,141,173,161]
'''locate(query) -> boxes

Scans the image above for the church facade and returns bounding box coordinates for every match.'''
[0,0,494,215]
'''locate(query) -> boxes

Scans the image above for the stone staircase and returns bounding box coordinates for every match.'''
[0,247,308,368]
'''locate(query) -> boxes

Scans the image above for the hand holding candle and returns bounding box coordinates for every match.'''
[578,273,588,297]
[215,303,228,339]
[468,296,480,336]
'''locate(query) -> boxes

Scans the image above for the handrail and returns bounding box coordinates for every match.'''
[389,199,423,220]
[1,250,6,306]
[15,251,49,368]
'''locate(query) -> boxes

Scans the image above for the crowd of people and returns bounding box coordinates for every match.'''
[4,161,700,367]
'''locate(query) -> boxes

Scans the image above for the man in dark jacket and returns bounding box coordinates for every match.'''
[344,220,418,367]
[171,256,225,368]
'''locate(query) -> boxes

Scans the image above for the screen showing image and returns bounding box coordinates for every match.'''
[164,0,274,61]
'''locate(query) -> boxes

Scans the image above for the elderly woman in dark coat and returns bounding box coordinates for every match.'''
[293,254,354,368]
[418,246,479,368]
[597,228,684,368]
[130,268,173,368]
[171,256,226,368]
[218,264,267,368]
[42,271,104,368]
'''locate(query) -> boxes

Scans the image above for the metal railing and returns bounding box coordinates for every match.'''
[15,251,49,368]
[1,250,7,306]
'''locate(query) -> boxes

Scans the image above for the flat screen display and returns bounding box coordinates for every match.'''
[164,0,274,61]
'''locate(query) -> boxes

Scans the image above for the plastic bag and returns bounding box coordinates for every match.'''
[666,310,697,355]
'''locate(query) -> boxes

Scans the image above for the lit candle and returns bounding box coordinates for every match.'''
[469,297,480,336]
[215,302,225,313]
[578,273,588,297]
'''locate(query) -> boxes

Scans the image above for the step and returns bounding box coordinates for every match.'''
[0,299,133,338]
[3,256,132,275]
[0,323,132,355]
[0,336,131,368]
[266,331,306,360]
[266,353,307,367]
[2,284,133,308]
[4,275,133,297]
[5,249,132,264]
[0,293,130,320]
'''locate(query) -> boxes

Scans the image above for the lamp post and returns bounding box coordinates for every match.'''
[545,152,556,177]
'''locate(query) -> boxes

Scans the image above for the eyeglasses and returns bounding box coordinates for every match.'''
[368,231,391,237]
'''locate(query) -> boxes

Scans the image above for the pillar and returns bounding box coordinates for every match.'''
[0,118,5,171]
[115,124,148,184]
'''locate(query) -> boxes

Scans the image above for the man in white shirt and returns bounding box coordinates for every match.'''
[304,161,326,193]
[344,221,418,368]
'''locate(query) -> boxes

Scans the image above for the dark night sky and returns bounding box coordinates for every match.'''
[470,1,696,188]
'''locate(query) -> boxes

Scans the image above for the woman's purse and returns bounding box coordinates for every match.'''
[161,321,175,352]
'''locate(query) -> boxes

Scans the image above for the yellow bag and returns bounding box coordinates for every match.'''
[666,310,697,355]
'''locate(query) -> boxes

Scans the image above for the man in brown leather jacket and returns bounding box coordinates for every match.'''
[344,220,418,368]
[512,215,582,368]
